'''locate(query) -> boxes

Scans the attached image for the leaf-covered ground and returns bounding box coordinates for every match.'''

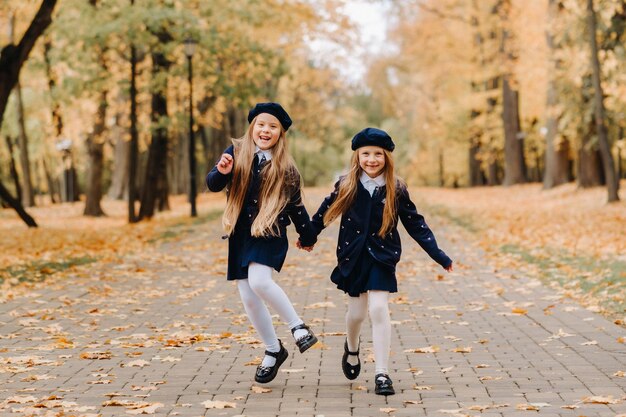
[0,194,226,300]
[2,183,625,321]
[405,182,626,323]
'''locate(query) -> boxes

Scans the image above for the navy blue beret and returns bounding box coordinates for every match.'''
[247,102,292,131]
[351,127,395,152]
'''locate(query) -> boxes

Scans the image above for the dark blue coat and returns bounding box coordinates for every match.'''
[206,145,317,280]
[311,179,452,279]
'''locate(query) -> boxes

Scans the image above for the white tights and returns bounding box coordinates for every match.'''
[345,291,390,375]
[237,262,305,366]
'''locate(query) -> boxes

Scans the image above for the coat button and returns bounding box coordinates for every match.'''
[341,226,345,229]
[345,241,349,245]
[298,211,302,215]
[356,230,360,234]
[346,257,349,261]
[347,217,351,221]
[381,245,385,248]
[301,224,305,227]
[253,199,257,203]
[248,214,252,218]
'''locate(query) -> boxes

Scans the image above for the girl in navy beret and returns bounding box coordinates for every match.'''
[206,102,318,384]
[303,127,453,395]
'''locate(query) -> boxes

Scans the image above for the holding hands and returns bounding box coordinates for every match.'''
[296,239,314,252]
[216,153,234,174]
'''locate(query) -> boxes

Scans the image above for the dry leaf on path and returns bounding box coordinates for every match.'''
[404,346,440,353]
[451,347,472,353]
[126,402,163,415]
[581,395,621,404]
[124,360,150,368]
[202,400,236,409]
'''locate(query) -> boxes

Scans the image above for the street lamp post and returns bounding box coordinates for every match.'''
[184,38,198,217]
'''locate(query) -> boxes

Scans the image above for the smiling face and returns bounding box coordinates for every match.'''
[358,145,386,178]
[252,113,282,150]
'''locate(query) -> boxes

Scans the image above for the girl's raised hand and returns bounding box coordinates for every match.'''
[216,153,234,174]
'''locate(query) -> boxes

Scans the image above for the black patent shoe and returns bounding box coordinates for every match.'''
[254,340,288,384]
[374,373,395,396]
[290,323,318,353]
[342,339,361,380]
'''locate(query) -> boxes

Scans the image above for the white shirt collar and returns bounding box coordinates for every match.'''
[359,171,385,196]
[360,171,385,186]
[255,146,273,162]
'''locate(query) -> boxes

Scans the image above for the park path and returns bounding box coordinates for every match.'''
[1,193,625,417]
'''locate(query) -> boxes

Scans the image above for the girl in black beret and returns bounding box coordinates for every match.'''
[206,102,318,384]
[303,127,453,395]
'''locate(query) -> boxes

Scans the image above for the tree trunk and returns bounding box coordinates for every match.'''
[468,139,485,186]
[502,76,526,185]
[587,0,620,202]
[15,80,35,206]
[41,158,58,203]
[4,135,22,202]
[487,154,499,186]
[0,0,57,127]
[107,113,129,200]
[578,132,603,188]
[543,0,570,189]
[0,180,37,227]
[43,38,63,137]
[0,1,58,221]
[127,0,139,222]
[139,37,172,220]
[84,89,107,216]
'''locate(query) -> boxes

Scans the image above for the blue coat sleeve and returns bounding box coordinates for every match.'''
[310,181,340,236]
[398,186,452,269]
[286,176,317,247]
[206,145,234,192]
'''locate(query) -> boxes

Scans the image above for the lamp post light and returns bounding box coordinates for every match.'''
[184,38,198,217]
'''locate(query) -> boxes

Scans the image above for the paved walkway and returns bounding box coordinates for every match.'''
[1,197,625,417]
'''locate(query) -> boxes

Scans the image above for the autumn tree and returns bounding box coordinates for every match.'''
[0,0,58,226]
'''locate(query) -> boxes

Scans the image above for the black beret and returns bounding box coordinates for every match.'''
[247,102,292,131]
[351,127,395,152]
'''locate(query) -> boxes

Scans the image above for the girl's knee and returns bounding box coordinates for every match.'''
[346,308,367,324]
[248,276,273,296]
[368,303,389,322]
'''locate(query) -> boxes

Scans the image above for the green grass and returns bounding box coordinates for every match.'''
[500,243,626,316]
[416,196,625,318]
[149,208,224,243]
[0,256,98,285]
[416,200,480,233]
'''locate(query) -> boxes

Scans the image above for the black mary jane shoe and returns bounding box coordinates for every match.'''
[254,340,288,384]
[342,339,361,380]
[374,373,395,396]
[290,323,318,353]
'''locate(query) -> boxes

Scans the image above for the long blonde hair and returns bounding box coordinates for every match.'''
[323,149,398,237]
[222,118,300,237]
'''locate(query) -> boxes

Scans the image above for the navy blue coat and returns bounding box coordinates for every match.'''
[311,179,452,279]
[206,145,317,280]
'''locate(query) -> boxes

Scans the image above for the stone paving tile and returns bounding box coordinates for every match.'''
[1,205,625,417]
